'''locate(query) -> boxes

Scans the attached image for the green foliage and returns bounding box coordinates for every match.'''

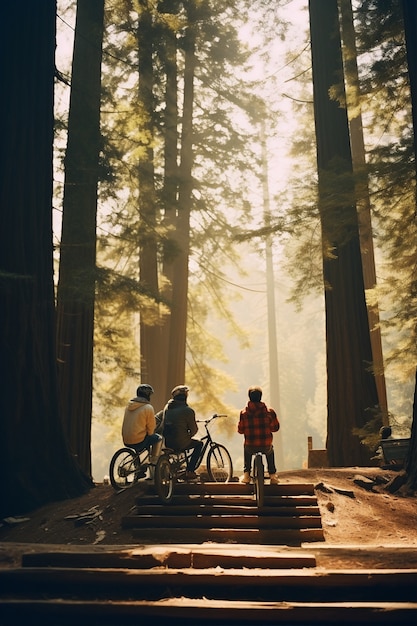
[352,0,417,385]
[270,0,417,428]
[352,405,386,451]
[185,269,250,430]
[86,0,268,420]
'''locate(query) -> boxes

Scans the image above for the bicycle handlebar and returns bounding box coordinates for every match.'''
[196,413,227,424]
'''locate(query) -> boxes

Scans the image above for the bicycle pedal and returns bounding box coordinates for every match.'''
[185,473,200,481]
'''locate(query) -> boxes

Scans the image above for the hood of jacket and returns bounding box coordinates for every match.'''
[127,397,149,411]
[166,398,187,410]
[246,400,267,413]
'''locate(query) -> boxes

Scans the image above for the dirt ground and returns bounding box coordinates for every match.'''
[1,467,416,570]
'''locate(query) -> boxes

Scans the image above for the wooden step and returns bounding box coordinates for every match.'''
[130,504,321,516]
[19,544,417,571]
[129,527,325,543]
[21,545,318,569]
[2,567,417,602]
[127,481,323,544]
[121,514,323,529]
[1,597,416,625]
[168,482,316,496]
[2,544,416,625]
[135,494,319,507]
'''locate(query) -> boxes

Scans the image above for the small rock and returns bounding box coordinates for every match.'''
[333,487,356,498]
[386,472,407,493]
[315,482,333,493]
[94,530,106,544]
[353,475,376,491]
[2,516,30,526]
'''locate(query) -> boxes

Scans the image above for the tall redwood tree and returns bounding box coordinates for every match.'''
[402,0,417,488]
[56,0,105,476]
[309,0,380,466]
[0,1,91,518]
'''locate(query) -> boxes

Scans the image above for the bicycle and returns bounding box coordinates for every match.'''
[155,413,233,504]
[252,451,265,508]
[109,446,153,491]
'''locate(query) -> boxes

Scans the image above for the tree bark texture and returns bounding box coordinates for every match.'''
[402,0,417,488]
[309,0,380,466]
[0,1,92,517]
[339,0,388,418]
[56,0,105,476]
[159,14,180,405]
[165,9,197,395]
[137,1,164,409]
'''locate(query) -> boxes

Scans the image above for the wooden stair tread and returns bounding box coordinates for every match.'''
[131,504,321,516]
[21,545,317,569]
[1,597,416,624]
[170,482,316,496]
[129,527,325,543]
[135,494,319,507]
[2,567,417,604]
[121,514,323,529]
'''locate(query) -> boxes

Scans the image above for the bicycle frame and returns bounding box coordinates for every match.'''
[155,413,232,502]
[187,413,228,470]
[160,439,207,477]
[159,413,229,472]
[193,428,213,469]
[135,446,151,465]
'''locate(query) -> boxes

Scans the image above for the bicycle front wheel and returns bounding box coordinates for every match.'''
[155,454,174,504]
[206,443,233,482]
[109,447,138,491]
[253,453,264,507]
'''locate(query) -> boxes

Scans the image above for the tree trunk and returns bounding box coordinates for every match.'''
[260,117,284,468]
[56,0,105,476]
[166,8,196,393]
[309,0,380,466]
[339,0,388,419]
[402,0,417,488]
[138,0,163,408]
[159,12,179,404]
[0,1,92,518]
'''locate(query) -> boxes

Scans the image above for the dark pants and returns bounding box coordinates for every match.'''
[244,445,276,474]
[184,438,204,472]
[126,433,162,455]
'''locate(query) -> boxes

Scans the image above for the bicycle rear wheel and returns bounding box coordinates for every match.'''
[109,447,138,491]
[253,453,264,507]
[155,454,174,504]
[206,443,233,482]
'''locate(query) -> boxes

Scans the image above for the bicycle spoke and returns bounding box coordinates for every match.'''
[109,448,138,491]
[207,444,233,482]
[155,455,174,503]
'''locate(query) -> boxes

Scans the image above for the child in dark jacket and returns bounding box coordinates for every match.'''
[162,385,203,480]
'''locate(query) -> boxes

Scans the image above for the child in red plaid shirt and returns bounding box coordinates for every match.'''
[238,386,280,484]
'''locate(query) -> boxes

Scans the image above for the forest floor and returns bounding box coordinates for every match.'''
[1,466,416,570]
